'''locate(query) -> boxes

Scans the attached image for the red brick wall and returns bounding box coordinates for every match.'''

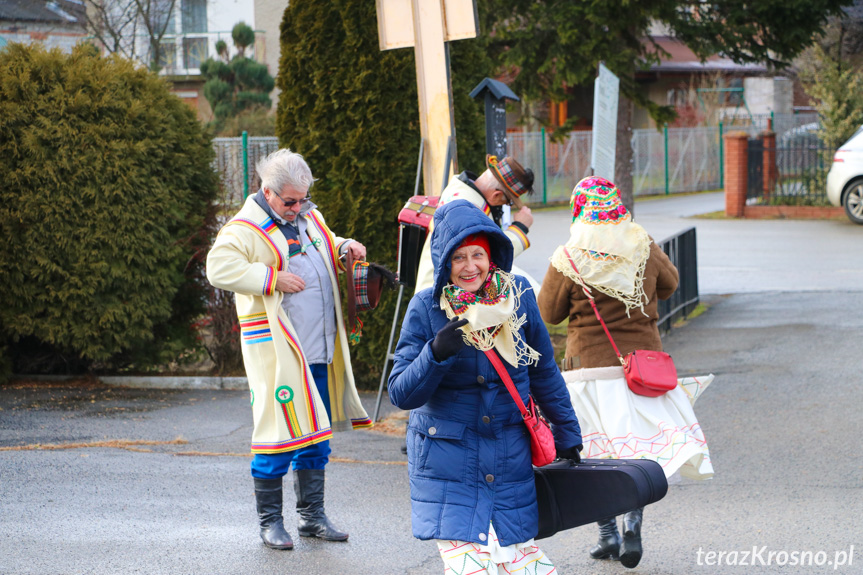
[724,131,749,217]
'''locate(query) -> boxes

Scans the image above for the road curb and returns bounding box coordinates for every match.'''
[10,374,248,390]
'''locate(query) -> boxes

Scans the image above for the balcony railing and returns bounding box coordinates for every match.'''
[141,30,264,76]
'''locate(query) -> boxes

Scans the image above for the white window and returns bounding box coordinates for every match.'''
[181,0,207,34]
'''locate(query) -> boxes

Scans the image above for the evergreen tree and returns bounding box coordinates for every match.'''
[485,0,851,204]
[201,22,275,131]
[277,0,491,387]
[0,43,219,380]
[798,3,863,149]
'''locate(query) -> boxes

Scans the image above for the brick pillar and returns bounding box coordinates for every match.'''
[725,131,749,217]
[762,130,777,199]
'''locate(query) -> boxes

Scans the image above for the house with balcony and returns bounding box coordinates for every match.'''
[138,0,263,119]
[92,0,283,121]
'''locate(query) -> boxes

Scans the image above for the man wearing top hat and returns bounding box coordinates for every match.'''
[206,148,371,551]
[413,155,536,293]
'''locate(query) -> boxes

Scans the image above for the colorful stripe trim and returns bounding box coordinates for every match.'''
[281,401,301,437]
[260,217,279,235]
[351,417,373,429]
[251,429,333,453]
[507,225,530,250]
[228,218,286,272]
[277,317,322,432]
[307,211,340,274]
[239,312,272,344]
[262,266,278,295]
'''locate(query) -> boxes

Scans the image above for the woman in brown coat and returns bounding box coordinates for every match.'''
[538,177,714,569]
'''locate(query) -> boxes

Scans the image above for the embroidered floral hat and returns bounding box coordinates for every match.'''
[486,155,534,209]
[570,176,630,225]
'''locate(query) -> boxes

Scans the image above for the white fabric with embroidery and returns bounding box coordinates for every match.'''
[436,522,556,575]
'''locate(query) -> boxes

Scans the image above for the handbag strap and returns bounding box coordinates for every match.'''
[483,349,529,419]
[562,248,626,366]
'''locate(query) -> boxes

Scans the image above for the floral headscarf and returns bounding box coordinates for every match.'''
[549,176,652,315]
[441,263,539,368]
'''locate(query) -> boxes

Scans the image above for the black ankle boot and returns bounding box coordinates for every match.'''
[293,469,349,541]
[619,507,643,568]
[253,478,294,550]
[589,517,621,560]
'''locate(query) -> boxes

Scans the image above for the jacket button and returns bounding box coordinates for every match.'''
[477,375,485,384]
[428,427,437,436]
[482,416,490,424]
[485,474,494,483]
[478,533,487,541]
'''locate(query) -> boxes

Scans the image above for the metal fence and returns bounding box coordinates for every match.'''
[212,136,280,211]
[657,227,699,335]
[632,126,722,196]
[209,114,822,207]
[506,130,593,204]
[506,112,820,203]
[747,140,833,206]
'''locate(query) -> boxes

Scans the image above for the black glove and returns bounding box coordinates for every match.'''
[430,317,469,362]
[557,444,583,464]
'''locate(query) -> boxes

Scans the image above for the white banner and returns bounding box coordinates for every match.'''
[590,63,619,182]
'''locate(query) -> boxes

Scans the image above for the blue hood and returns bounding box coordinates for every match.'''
[430,200,514,298]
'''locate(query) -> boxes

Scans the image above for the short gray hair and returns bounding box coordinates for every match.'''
[256,148,315,193]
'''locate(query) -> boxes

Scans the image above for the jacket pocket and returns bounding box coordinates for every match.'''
[501,422,533,483]
[409,413,467,482]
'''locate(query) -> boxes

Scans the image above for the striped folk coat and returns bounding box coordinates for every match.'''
[207,196,371,454]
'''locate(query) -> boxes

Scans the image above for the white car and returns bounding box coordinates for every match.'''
[826,126,863,224]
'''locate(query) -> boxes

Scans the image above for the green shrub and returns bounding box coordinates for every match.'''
[0,43,219,378]
[232,22,256,57]
[277,0,491,388]
[201,21,274,132]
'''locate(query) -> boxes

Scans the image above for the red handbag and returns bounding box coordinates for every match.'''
[484,349,557,467]
[623,350,677,397]
[563,250,678,397]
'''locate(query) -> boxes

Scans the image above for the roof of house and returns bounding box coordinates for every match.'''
[0,0,86,26]
[645,36,767,74]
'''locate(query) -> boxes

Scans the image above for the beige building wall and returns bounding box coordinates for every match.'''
[255,0,289,110]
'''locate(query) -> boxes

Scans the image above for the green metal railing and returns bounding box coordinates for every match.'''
[504,112,818,203]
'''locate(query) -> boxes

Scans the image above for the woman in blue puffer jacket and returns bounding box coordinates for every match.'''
[389,200,583,574]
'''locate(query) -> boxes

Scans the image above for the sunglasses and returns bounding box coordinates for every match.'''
[270,188,311,208]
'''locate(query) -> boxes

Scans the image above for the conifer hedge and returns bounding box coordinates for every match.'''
[0,43,219,380]
[277,0,492,388]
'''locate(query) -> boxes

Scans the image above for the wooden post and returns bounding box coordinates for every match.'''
[410,0,454,195]
[376,0,478,196]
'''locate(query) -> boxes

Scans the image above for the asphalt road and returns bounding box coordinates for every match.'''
[521,192,863,295]
[2,193,862,574]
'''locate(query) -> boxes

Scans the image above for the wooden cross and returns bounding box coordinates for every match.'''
[376,0,478,196]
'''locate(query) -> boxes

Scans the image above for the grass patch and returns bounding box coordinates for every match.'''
[635,189,723,202]
[671,303,709,329]
[692,210,728,219]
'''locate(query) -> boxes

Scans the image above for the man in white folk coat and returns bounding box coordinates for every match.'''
[207,149,371,550]
[413,155,536,293]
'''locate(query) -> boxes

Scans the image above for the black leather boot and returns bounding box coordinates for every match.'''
[253,478,294,550]
[589,516,621,560]
[293,469,349,541]
[619,507,643,568]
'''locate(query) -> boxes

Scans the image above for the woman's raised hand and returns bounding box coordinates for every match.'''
[430,317,469,361]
